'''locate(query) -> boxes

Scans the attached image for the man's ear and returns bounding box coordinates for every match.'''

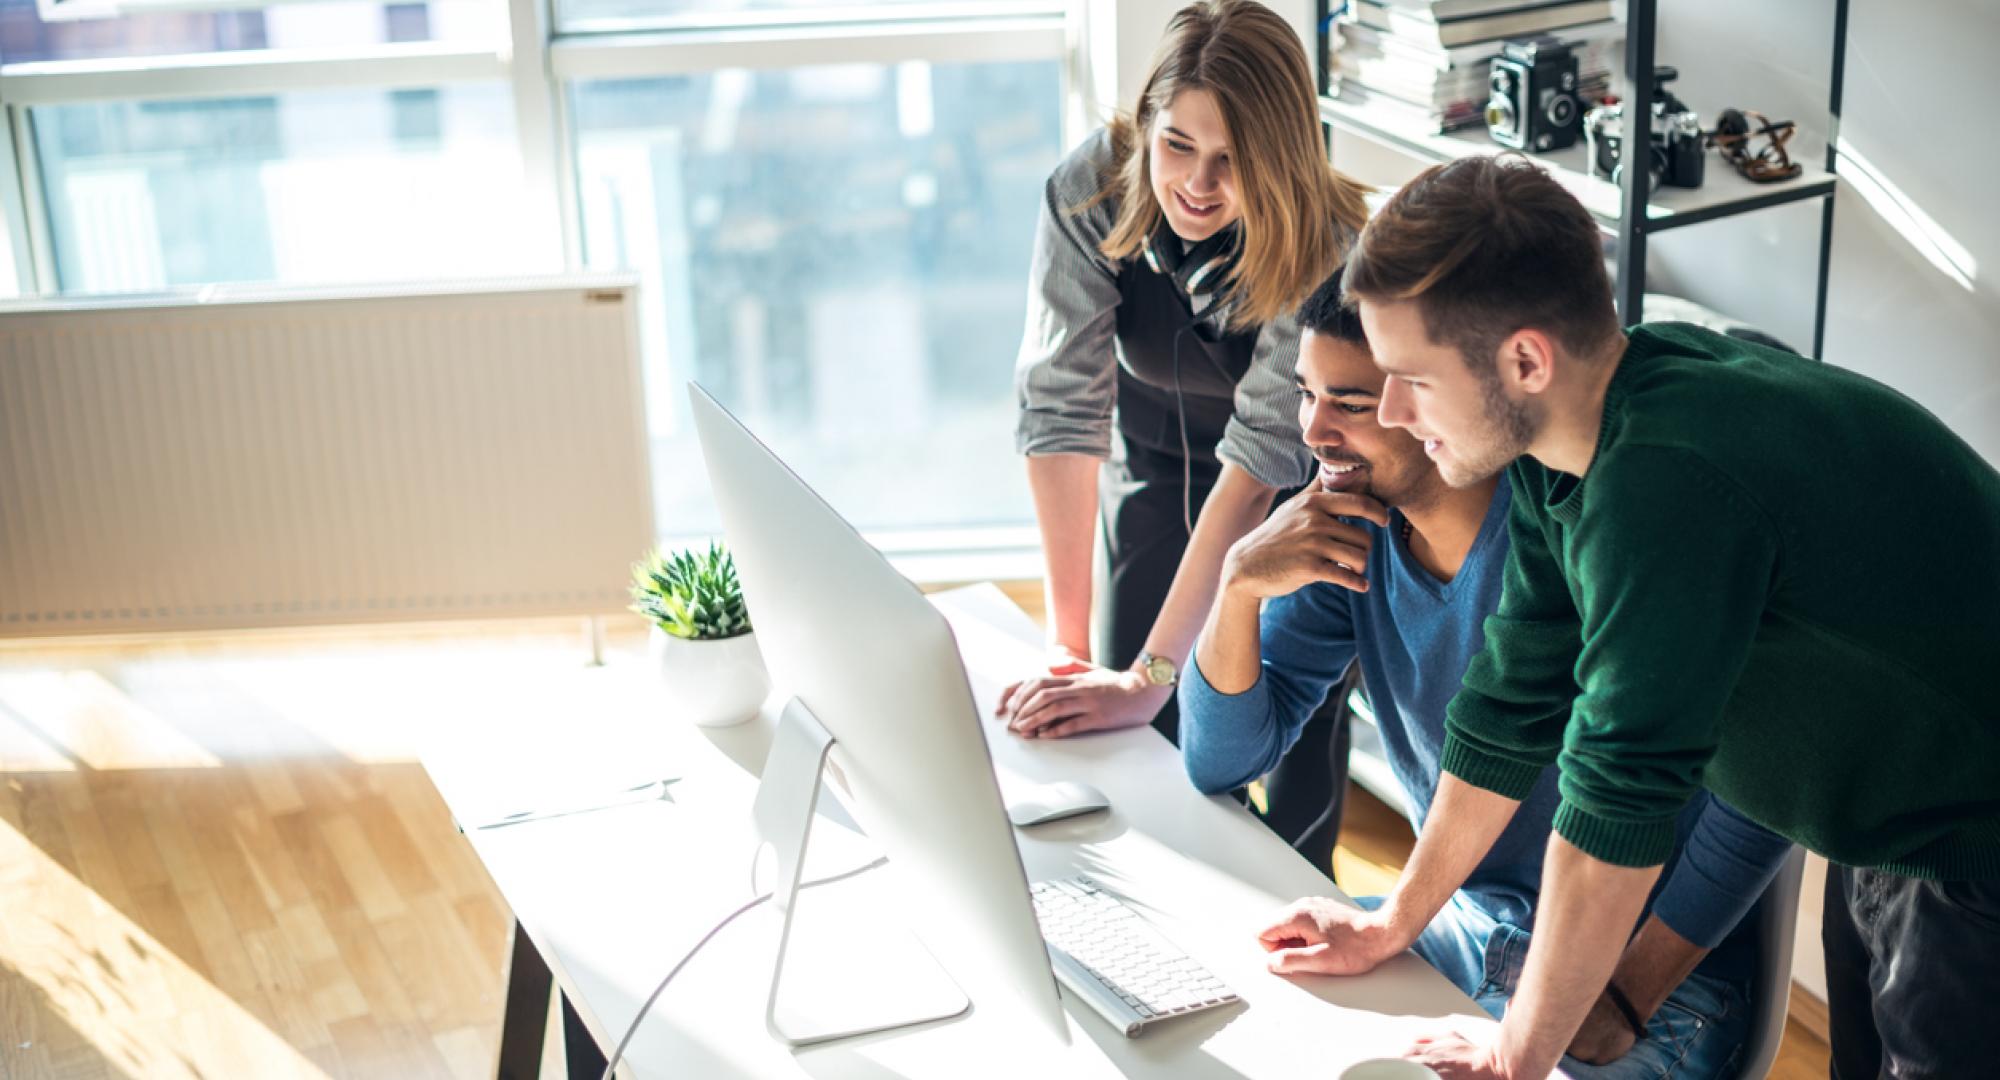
[1496,328,1559,396]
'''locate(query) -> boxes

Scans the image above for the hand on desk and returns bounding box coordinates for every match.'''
[1404,1026,1507,1080]
[1255,896,1408,976]
[1255,897,1512,1075]
[996,663,1170,739]
[1390,971,1641,1080]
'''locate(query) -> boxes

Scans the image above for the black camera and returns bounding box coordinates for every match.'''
[1584,66,1707,189]
[1486,36,1582,153]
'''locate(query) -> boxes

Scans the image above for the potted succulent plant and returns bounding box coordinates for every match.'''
[630,541,770,728]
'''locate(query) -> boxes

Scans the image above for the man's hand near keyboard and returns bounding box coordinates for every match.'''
[1255,896,1410,976]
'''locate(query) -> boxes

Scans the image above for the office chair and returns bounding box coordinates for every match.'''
[1739,846,1809,1079]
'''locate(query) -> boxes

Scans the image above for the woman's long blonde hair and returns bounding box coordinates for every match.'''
[1092,0,1370,331]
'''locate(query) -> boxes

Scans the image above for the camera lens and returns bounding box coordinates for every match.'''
[1486,96,1517,135]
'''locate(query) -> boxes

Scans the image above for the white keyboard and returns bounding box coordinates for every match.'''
[1030,876,1239,1036]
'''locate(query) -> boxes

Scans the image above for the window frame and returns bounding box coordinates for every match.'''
[0,0,1091,573]
[35,0,334,23]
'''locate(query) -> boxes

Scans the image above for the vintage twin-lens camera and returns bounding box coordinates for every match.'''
[1584,66,1707,189]
[1486,36,1582,152]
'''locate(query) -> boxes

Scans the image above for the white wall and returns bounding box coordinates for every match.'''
[1796,853,1829,1000]
[1088,0,1321,127]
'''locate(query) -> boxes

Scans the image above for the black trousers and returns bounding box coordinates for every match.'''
[1096,427,1351,876]
[1822,863,2000,1079]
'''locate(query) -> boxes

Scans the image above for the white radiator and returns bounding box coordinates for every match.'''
[0,278,655,638]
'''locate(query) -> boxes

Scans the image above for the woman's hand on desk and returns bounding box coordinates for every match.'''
[1255,897,1408,976]
[996,664,1170,739]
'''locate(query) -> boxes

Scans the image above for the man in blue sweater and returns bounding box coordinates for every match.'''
[1178,269,1794,1078]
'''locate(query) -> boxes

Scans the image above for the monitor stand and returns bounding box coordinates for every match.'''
[752,696,972,1047]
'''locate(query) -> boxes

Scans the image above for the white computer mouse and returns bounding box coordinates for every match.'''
[1006,780,1112,827]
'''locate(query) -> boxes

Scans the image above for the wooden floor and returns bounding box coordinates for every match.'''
[0,606,1830,1078]
[0,619,599,1079]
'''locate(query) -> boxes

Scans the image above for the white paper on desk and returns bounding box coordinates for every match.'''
[419,657,692,831]
[451,768,682,831]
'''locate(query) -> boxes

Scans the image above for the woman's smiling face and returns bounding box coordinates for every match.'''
[1149,88,1242,242]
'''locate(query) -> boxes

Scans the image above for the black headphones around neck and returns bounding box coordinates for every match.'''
[1142,217,1243,305]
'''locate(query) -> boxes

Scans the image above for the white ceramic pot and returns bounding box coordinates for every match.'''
[652,629,770,728]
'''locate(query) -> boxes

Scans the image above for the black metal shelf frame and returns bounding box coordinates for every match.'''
[1317,0,1851,358]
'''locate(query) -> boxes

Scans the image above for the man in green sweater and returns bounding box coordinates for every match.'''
[1294,154,2000,1079]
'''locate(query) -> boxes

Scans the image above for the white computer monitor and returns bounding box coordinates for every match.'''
[689,383,1070,1049]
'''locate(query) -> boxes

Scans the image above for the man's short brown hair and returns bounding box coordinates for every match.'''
[1342,154,1621,370]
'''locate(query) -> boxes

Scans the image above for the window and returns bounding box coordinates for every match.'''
[556,0,1044,32]
[573,58,1058,535]
[0,0,504,62]
[35,85,532,291]
[0,197,18,297]
[0,0,1076,562]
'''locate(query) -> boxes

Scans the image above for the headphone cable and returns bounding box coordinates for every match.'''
[1171,320,1196,538]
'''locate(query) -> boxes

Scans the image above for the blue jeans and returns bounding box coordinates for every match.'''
[1357,893,1751,1079]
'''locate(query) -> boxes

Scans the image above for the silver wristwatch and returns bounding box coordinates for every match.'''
[1135,650,1179,688]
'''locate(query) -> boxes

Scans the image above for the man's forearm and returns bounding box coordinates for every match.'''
[1194,580,1265,694]
[1383,773,1523,943]
[1565,913,1711,1065]
[1606,915,1707,1020]
[1495,836,1663,1079]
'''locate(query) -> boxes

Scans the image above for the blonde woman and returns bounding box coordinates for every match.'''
[1001,0,1372,804]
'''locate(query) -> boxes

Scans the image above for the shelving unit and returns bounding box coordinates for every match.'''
[1318,0,1851,358]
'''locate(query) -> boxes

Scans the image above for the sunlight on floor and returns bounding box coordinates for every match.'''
[0,817,333,1079]
[0,672,221,771]
[0,619,642,769]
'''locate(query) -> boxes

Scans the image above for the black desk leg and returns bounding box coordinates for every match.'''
[498,919,611,1080]
[564,992,610,1078]
[499,921,552,1080]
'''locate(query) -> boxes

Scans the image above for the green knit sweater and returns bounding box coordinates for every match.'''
[1441,322,2000,880]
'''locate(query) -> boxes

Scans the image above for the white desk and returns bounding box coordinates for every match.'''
[419,585,1495,1078]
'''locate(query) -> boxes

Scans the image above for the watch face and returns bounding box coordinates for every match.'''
[1144,655,1176,685]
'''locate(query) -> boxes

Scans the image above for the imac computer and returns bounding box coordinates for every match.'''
[688,383,1071,1048]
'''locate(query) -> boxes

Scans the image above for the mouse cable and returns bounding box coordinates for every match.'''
[599,851,890,1080]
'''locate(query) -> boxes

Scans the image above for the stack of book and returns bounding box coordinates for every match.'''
[1328,0,1624,134]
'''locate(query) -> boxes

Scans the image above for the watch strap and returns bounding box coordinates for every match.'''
[1603,981,1650,1041]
